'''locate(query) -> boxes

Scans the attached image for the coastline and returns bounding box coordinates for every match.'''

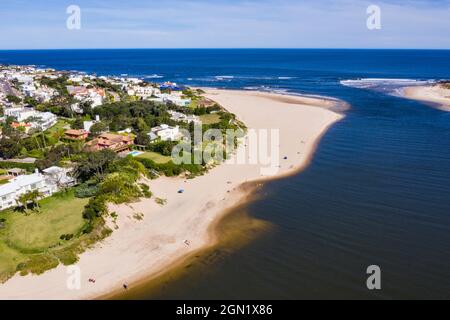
[401,84,450,112]
[0,89,345,300]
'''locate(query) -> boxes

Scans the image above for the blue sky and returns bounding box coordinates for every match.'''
[1,0,449,49]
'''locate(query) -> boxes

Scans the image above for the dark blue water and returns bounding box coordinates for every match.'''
[2,49,450,299]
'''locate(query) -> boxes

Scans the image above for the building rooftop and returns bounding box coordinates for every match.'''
[0,173,45,197]
[42,166,64,174]
[65,129,88,136]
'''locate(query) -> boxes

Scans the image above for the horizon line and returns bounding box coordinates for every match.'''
[1,48,450,51]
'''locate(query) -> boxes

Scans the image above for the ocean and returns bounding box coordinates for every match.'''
[2,49,450,299]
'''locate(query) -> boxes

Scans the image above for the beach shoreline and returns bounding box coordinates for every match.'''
[401,83,450,112]
[0,89,345,300]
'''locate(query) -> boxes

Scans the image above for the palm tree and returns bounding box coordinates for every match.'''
[17,192,32,213]
[16,190,43,213]
[28,190,43,212]
[53,128,65,144]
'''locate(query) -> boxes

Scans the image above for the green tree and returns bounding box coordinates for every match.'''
[6,95,21,104]
[135,132,150,146]
[75,149,117,182]
[17,190,42,213]
[72,118,84,130]
[0,137,22,159]
[17,192,32,213]
[136,117,149,132]
[28,190,43,212]
[89,122,108,136]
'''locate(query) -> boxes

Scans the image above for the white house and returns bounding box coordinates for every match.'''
[168,110,200,124]
[0,170,58,210]
[83,115,101,132]
[22,82,37,96]
[42,166,76,187]
[4,108,36,122]
[33,86,57,103]
[87,91,104,108]
[68,75,84,83]
[128,86,161,99]
[147,131,158,142]
[13,74,34,84]
[151,124,181,141]
[4,108,57,131]
[153,93,191,107]
[166,96,191,107]
[33,112,58,131]
[67,85,105,108]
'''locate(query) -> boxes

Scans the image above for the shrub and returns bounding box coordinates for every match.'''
[155,197,167,206]
[0,161,36,172]
[75,183,99,198]
[139,183,152,198]
[59,234,74,241]
[99,172,142,204]
[83,196,107,221]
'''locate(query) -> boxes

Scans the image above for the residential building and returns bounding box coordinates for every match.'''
[64,129,89,141]
[166,96,191,107]
[11,122,32,134]
[42,166,76,187]
[4,108,57,131]
[6,168,26,177]
[33,86,56,103]
[0,170,58,210]
[86,133,134,153]
[33,112,58,131]
[168,110,200,124]
[68,75,84,83]
[83,115,101,132]
[151,124,181,141]
[150,93,191,107]
[67,85,105,108]
[160,81,184,91]
[127,86,161,99]
[147,131,158,142]
[4,107,36,122]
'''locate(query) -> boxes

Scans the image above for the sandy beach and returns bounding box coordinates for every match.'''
[0,89,344,300]
[402,84,450,111]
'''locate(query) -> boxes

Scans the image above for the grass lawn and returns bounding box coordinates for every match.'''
[137,151,172,164]
[0,190,89,282]
[199,114,221,125]
[45,119,70,135]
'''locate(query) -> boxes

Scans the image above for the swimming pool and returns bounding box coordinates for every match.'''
[128,151,144,157]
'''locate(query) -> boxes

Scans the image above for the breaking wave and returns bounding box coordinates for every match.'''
[145,74,164,79]
[340,78,435,89]
[243,86,290,94]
